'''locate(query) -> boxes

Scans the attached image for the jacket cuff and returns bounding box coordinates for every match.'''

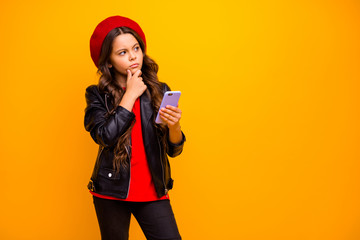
[114,105,135,119]
[167,131,186,147]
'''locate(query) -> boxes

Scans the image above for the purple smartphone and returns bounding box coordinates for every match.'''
[155,91,181,124]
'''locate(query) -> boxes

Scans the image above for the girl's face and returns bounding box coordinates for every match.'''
[109,33,144,79]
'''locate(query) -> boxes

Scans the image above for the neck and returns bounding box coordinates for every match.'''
[114,73,127,88]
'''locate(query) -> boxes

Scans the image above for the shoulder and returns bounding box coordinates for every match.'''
[85,84,105,105]
[159,82,171,92]
[85,84,99,95]
[85,84,106,99]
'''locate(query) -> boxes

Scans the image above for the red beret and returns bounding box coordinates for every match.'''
[90,16,146,68]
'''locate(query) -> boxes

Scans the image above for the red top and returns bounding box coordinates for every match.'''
[90,98,169,201]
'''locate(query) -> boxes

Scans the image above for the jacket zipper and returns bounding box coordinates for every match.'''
[125,143,131,198]
[89,146,104,192]
[97,146,104,162]
[157,137,167,195]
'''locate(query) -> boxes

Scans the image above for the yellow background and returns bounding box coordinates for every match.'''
[1,0,359,239]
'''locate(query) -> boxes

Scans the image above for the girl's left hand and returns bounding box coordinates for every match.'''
[159,105,182,130]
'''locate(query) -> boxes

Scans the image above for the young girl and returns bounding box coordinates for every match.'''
[84,16,185,240]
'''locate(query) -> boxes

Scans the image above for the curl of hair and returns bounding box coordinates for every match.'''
[97,27,168,173]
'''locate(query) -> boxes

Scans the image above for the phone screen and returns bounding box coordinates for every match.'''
[155,91,181,124]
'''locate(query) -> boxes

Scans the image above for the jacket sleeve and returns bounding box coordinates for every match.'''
[167,132,186,157]
[84,85,135,148]
[161,82,186,157]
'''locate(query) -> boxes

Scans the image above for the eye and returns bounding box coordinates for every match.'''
[134,46,140,51]
[119,51,126,55]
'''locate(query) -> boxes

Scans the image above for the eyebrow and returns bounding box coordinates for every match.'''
[115,43,139,53]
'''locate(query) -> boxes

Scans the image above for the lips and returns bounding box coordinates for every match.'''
[130,63,139,68]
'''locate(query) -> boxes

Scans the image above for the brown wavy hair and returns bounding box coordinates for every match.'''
[96,27,167,172]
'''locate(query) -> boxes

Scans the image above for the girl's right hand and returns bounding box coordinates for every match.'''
[118,69,147,111]
[125,69,147,99]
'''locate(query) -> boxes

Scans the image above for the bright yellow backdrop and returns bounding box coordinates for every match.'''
[0,0,359,239]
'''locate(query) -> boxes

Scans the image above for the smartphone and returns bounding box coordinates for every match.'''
[155,91,181,124]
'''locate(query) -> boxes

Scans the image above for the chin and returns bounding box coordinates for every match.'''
[131,67,141,74]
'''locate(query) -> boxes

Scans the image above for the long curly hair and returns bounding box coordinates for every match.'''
[96,27,167,172]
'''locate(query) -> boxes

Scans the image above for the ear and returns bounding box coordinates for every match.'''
[108,64,112,68]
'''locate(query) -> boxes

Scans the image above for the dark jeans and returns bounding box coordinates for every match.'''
[93,196,182,240]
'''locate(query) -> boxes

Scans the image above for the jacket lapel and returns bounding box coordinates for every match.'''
[140,91,153,130]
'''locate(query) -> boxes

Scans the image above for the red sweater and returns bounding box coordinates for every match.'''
[90,98,169,201]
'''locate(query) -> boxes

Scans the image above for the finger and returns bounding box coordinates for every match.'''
[159,112,176,123]
[159,115,170,125]
[159,109,181,122]
[134,69,142,78]
[161,110,180,120]
[164,105,181,114]
[126,69,132,81]
[160,115,178,127]
[160,107,174,116]
[165,105,181,113]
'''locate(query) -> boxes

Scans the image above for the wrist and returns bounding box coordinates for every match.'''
[168,123,181,132]
[118,91,137,111]
[123,90,138,102]
[119,91,136,106]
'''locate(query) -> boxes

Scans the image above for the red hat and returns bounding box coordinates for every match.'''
[90,16,146,68]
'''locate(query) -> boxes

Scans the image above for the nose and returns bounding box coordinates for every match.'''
[129,51,136,61]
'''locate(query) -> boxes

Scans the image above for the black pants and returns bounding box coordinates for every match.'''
[93,196,182,240]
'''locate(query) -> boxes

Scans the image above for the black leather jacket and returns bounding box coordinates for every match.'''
[84,83,185,199]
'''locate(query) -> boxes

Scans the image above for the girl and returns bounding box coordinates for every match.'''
[84,16,186,240]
